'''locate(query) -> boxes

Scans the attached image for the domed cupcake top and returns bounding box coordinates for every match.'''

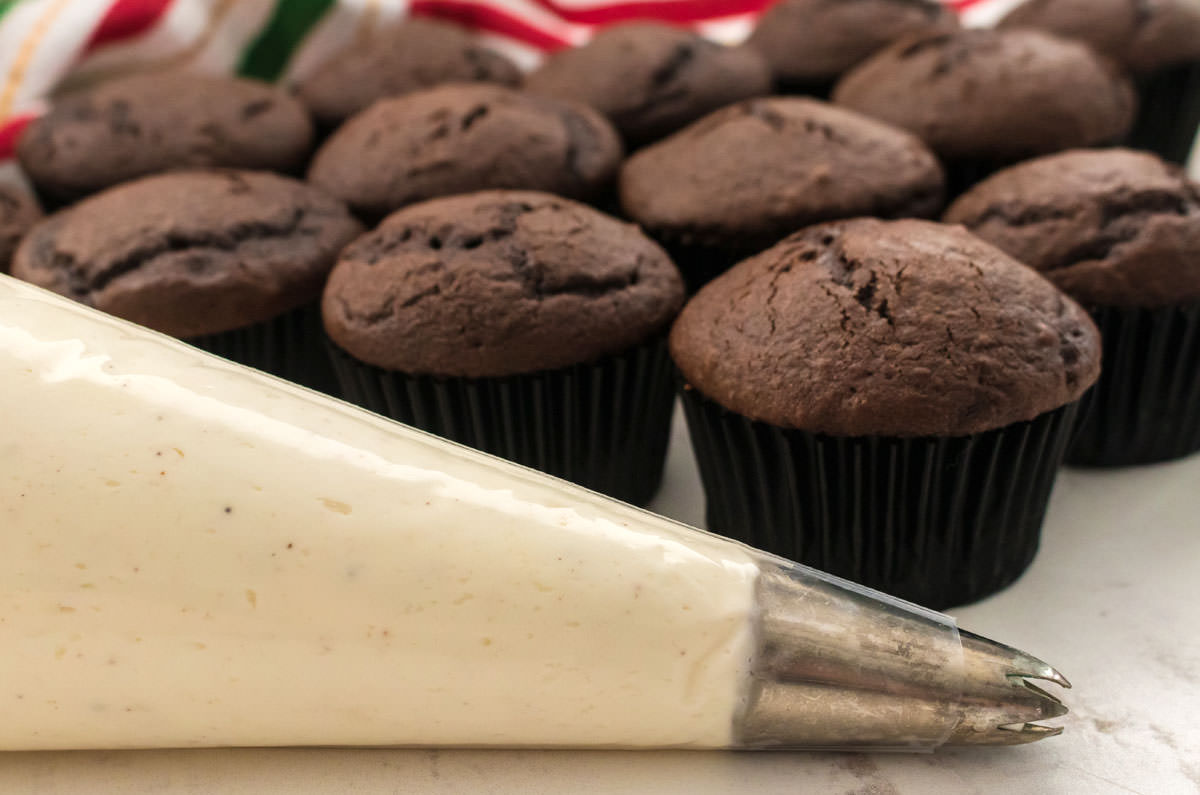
[17,73,314,201]
[945,148,1200,307]
[1000,0,1200,74]
[833,29,1136,161]
[12,170,362,338]
[670,218,1101,437]
[748,0,958,86]
[323,191,684,378]
[526,23,771,147]
[619,98,944,254]
[297,18,522,126]
[308,84,622,220]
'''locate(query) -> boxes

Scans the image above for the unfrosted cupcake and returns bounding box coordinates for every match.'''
[526,23,771,148]
[945,148,1200,466]
[619,97,944,289]
[12,170,362,391]
[747,0,958,96]
[323,190,684,505]
[671,218,1100,608]
[1000,0,1200,164]
[308,84,622,221]
[296,18,522,128]
[833,28,1137,194]
[17,73,313,203]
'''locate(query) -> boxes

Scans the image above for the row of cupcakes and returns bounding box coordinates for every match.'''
[4,13,1194,287]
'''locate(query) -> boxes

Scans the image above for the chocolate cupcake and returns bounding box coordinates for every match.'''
[671,218,1101,608]
[619,97,944,289]
[323,190,684,505]
[17,73,313,203]
[1,184,41,273]
[12,169,362,391]
[525,23,772,148]
[308,84,622,222]
[833,29,1137,195]
[1000,0,1200,164]
[297,18,522,128]
[747,0,958,96]
[945,148,1200,466]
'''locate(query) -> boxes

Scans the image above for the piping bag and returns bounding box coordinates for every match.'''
[0,275,1066,751]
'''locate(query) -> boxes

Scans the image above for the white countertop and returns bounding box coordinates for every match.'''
[1,404,1198,795]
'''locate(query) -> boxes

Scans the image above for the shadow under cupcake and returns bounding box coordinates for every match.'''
[946,148,1200,467]
[322,190,685,506]
[671,218,1101,609]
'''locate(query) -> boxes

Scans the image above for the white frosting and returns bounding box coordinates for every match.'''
[0,276,760,750]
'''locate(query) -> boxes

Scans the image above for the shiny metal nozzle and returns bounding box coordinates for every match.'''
[947,630,1070,745]
[734,559,1069,750]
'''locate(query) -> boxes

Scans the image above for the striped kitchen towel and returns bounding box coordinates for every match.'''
[0,0,1008,183]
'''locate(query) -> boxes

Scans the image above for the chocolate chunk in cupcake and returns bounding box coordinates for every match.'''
[618,97,944,285]
[833,29,1136,163]
[1000,0,1200,74]
[17,73,314,202]
[297,18,522,127]
[323,190,683,504]
[525,23,771,147]
[308,85,622,221]
[0,184,41,273]
[747,0,958,93]
[13,170,362,339]
[944,148,1200,307]
[670,217,1100,606]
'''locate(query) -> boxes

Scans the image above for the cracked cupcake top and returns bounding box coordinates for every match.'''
[297,18,522,127]
[322,191,684,377]
[618,98,945,256]
[307,84,623,221]
[999,0,1200,74]
[670,218,1101,437]
[944,149,1200,307]
[12,170,363,338]
[17,72,314,202]
[0,185,40,274]
[525,23,771,147]
[832,29,1136,161]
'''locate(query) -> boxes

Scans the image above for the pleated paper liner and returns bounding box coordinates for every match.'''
[1067,303,1200,467]
[327,336,676,506]
[1126,63,1200,165]
[679,385,1080,610]
[189,303,340,396]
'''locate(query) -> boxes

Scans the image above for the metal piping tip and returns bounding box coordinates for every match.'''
[945,634,1069,745]
[959,629,1072,690]
[737,560,1071,749]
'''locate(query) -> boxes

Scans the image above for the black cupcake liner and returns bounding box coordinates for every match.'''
[680,385,1080,609]
[327,337,677,506]
[1127,63,1200,165]
[1067,303,1200,467]
[189,303,340,396]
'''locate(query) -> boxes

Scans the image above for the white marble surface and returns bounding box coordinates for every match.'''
[1,406,1198,795]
